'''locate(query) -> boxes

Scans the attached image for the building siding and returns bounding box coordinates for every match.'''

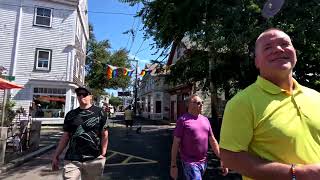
[15,0,76,85]
[0,0,19,73]
[0,0,88,124]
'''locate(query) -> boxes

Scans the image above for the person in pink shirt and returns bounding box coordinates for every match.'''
[170,94,228,180]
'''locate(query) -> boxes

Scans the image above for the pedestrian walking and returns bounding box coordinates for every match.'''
[170,94,228,180]
[51,87,109,180]
[124,105,133,129]
[220,28,320,180]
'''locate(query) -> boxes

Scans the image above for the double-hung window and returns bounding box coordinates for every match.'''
[34,7,52,27]
[35,49,52,71]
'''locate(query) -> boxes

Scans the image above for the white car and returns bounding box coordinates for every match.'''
[108,105,115,114]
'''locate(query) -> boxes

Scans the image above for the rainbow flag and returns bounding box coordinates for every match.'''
[123,68,128,76]
[127,70,133,77]
[112,68,118,78]
[140,70,146,77]
[106,65,117,79]
[123,68,134,77]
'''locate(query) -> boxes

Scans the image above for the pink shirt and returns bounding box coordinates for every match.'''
[174,113,213,163]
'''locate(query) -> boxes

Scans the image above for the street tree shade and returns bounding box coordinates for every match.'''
[0,78,23,127]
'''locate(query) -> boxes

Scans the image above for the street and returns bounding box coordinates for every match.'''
[0,116,241,180]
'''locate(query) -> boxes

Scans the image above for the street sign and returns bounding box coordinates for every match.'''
[3,76,15,81]
[118,91,131,96]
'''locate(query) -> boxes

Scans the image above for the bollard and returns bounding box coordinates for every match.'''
[29,121,42,150]
[0,127,8,165]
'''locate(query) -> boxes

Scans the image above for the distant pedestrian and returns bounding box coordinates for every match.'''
[170,94,228,180]
[51,87,109,180]
[124,105,133,129]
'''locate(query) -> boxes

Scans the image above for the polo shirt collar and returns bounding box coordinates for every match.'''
[256,76,302,95]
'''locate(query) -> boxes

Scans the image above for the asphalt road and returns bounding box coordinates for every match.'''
[0,118,242,180]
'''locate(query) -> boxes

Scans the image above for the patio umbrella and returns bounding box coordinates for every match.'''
[0,77,23,127]
[0,78,23,90]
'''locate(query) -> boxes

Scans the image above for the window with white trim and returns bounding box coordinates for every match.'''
[34,7,53,27]
[76,59,80,77]
[35,49,52,71]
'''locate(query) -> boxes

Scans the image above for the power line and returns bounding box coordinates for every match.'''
[127,4,140,53]
[0,2,136,16]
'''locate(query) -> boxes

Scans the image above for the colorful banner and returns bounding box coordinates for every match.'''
[106,65,117,80]
[140,69,152,77]
[140,70,146,77]
[123,68,134,77]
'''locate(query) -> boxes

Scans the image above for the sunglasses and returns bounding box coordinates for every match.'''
[76,92,89,97]
[191,101,203,105]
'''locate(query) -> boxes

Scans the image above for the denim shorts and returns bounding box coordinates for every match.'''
[181,161,207,180]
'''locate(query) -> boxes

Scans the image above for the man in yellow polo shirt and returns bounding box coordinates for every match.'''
[220,28,320,180]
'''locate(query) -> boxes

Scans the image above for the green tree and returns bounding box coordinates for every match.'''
[120,0,320,93]
[109,96,123,107]
[86,24,132,95]
[120,0,320,139]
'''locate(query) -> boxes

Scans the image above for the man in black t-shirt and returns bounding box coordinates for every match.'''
[52,87,109,180]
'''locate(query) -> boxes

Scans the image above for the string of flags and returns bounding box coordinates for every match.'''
[106,65,152,80]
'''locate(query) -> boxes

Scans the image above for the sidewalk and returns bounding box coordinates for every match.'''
[0,117,174,174]
[0,127,63,174]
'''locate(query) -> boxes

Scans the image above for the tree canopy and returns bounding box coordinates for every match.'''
[86,25,132,95]
[120,0,320,95]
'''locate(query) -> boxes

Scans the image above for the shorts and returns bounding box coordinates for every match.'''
[181,161,207,180]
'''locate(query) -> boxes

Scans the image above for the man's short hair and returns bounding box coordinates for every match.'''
[184,94,200,107]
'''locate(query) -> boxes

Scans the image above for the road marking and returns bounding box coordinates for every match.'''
[106,150,158,167]
[105,151,118,160]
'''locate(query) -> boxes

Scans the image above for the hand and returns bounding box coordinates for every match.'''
[52,156,59,171]
[220,161,228,176]
[170,165,178,180]
[296,164,320,180]
[98,155,106,158]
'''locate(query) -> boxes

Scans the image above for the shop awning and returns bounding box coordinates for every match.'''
[0,78,23,90]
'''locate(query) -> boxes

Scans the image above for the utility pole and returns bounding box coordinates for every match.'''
[129,59,139,116]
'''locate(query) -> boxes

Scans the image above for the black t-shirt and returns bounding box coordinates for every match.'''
[63,105,108,162]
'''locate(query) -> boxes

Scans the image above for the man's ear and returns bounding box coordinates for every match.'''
[255,57,260,69]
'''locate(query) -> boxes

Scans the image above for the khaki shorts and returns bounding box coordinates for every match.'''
[63,156,106,180]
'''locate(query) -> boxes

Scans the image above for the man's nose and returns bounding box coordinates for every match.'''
[273,45,285,52]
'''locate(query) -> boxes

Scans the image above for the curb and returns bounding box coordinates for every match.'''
[0,144,56,174]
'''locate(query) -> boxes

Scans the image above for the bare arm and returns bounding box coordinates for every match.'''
[53,132,70,159]
[170,136,181,180]
[52,132,70,171]
[209,135,220,158]
[171,136,181,166]
[220,149,320,180]
[101,130,109,156]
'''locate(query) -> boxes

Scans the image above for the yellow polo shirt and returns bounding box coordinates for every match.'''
[220,76,320,180]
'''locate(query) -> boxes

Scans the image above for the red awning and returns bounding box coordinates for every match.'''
[0,78,23,90]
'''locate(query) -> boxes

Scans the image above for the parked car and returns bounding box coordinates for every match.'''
[108,105,115,114]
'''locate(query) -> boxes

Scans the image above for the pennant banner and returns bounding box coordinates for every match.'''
[106,65,134,79]
[140,69,152,77]
[106,65,117,80]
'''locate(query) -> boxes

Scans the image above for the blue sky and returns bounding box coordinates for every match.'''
[88,0,162,95]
